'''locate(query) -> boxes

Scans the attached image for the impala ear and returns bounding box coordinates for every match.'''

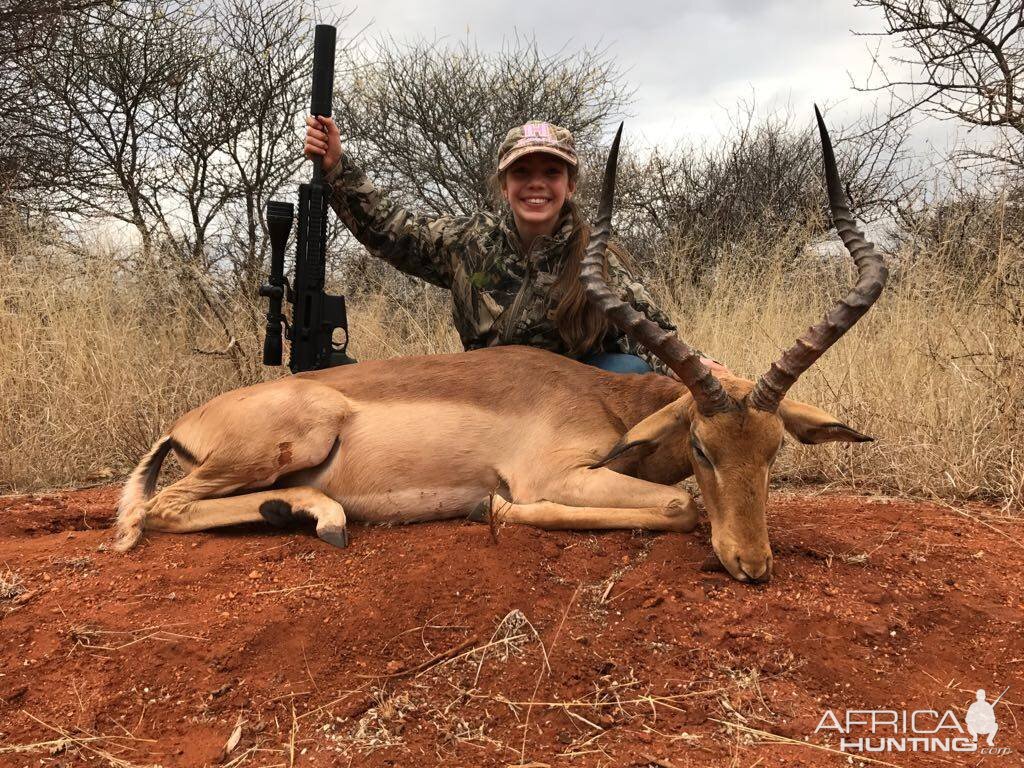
[778,398,873,445]
[589,399,689,468]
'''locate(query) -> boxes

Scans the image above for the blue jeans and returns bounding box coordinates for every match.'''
[581,352,652,374]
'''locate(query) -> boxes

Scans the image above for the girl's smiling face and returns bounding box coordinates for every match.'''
[501,153,576,242]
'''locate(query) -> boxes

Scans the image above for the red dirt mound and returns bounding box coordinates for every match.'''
[0,486,1021,767]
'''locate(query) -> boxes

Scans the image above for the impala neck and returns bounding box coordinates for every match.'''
[602,373,689,432]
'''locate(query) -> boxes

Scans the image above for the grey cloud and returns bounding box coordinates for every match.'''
[334,0,955,156]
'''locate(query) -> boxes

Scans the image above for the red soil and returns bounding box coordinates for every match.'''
[0,486,1021,767]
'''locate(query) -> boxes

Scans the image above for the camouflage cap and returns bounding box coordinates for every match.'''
[497,121,577,172]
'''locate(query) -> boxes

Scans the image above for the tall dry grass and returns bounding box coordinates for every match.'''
[0,225,465,491]
[662,222,1023,509]
[1,211,1021,509]
[0,239,254,490]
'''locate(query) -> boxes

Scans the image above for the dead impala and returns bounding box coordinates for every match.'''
[115,108,886,583]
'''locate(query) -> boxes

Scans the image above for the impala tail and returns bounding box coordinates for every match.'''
[114,435,176,551]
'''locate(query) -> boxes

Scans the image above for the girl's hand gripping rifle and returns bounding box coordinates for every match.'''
[259,24,356,373]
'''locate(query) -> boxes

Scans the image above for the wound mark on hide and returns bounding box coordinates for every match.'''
[259,499,296,527]
[277,441,293,467]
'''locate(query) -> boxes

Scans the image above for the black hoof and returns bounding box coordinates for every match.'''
[318,525,349,549]
[259,499,297,528]
[467,497,491,524]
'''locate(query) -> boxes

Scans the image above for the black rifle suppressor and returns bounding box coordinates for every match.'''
[260,23,356,373]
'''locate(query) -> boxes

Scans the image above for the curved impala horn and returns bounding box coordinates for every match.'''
[579,123,732,416]
[749,106,889,413]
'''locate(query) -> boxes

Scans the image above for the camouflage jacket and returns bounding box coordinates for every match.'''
[325,151,676,375]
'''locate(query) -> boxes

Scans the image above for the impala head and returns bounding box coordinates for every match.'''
[583,109,887,583]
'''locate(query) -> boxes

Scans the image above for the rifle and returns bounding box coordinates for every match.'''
[260,23,356,373]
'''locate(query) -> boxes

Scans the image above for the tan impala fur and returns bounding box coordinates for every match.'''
[114,346,867,583]
[115,108,885,584]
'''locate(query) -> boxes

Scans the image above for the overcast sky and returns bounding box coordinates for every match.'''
[329,0,976,161]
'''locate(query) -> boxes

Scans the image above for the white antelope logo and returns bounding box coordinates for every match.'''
[115,108,886,583]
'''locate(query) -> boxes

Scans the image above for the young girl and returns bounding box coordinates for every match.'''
[304,117,709,376]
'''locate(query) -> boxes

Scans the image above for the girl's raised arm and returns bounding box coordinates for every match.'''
[305,115,470,289]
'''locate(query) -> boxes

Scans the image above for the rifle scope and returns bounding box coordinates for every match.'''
[259,200,294,366]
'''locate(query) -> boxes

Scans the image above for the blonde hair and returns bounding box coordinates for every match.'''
[490,163,636,356]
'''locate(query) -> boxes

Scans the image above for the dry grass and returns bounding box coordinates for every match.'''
[665,217,1023,510]
[1,209,1020,509]
[66,623,203,652]
[0,235,262,489]
[2,711,158,767]
[0,566,25,601]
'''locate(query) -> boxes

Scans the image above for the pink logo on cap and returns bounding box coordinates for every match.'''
[523,123,553,139]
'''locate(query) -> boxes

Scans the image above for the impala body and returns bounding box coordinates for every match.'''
[115,109,885,583]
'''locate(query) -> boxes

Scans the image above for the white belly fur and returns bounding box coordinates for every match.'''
[333,486,490,523]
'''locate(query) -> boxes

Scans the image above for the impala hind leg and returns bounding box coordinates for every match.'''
[114,399,347,551]
[147,486,349,547]
[470,493,694,532]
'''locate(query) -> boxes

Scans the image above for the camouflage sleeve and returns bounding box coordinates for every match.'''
[325,151,463,289]
[605,248,677,377]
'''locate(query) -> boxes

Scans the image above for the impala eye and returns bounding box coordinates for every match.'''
[691,440,712,467]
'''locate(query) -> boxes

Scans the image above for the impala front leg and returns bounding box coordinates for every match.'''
[553,467,699,530]
[474,495,696,532]
[472,467,698,533]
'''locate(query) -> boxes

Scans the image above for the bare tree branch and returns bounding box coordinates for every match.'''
[334,34,633,218]
[854,0,1024,175]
